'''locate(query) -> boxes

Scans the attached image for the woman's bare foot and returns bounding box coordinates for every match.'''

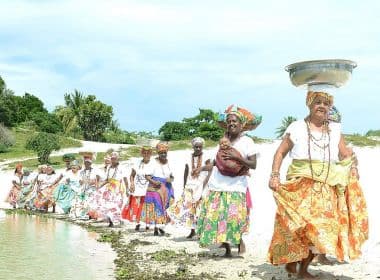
[298,250,315,279]
[221,242,232,258]
[238,240,246,256]
[297,271,316,279]
[317,254,333,265]
[186,229,196,239]
[285,262,297,277]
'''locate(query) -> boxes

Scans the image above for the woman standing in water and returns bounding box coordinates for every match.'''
[6,163,24,208]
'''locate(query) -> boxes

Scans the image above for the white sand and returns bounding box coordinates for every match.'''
[1,141,379,279]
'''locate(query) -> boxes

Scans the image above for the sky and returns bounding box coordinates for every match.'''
[0,0,379,138]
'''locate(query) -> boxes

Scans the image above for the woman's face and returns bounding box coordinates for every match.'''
[46,166,53,174]
[309,96,330,120]
[141,150,152,161]
[158,151,167,161]
[71,165,80,172]
[192,143,203,155]
[226,114,243,135]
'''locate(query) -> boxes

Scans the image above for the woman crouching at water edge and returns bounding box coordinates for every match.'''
[267,92,368,279]
[121,146,154,231]
[140,142,175,236]
[5,163,24,208]
[34,165,63,212]
[197,105,262,257]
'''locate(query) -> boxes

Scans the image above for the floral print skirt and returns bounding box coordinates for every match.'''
[197,191,248,246]
[268,177,369,264]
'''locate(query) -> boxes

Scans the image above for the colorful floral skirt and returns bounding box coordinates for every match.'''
[70,186,97,219]
[17,184,34,208]
[268,177,369,264]
[88,179,124,223]
[140,177,174,225]
[121,196,145,223]
[197,191,248,246]
[34,184,58,210]
[53,183,77,214]
[167,188,201,229]
[6,186,21,207]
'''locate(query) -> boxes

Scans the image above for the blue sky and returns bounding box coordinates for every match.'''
[0,0,379,138]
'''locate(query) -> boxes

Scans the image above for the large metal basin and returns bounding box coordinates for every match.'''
[285,59,357,88]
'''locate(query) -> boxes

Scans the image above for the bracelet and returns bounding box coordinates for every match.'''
[270,171,280,178]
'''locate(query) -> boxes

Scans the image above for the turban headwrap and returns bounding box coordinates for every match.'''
[141,146,153,153]
[156,142,169,153]
[218,105,262,131]
[62,153,76,162]
[306,91,334,107]
[191,137,205,147]
[70,160,81,168]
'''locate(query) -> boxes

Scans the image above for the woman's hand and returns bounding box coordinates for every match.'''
[221,150,241,162]
[130,183,135,193]
[269,176,281,192]
[350,166,360,179]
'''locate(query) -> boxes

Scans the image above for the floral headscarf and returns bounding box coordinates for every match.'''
[306,91,334,107]
[218,105,262,131]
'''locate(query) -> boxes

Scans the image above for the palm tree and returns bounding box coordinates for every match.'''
[275,116,297,139]
[53,90,86,138]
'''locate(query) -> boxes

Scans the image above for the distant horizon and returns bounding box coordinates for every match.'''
[1,1,379,138]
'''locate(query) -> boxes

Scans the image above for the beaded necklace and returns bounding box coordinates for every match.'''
[191,153,203,178]
[136,160,149,185]
[305,119,331,184]
[106,164,118,180]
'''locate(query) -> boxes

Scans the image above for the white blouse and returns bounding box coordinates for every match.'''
[208,135,259,193]
[285,120,341,162]
[130,159,155,196]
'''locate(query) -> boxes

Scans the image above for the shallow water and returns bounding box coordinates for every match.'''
[0,211,115,280]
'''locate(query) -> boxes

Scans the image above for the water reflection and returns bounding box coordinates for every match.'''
[0,211,114,280]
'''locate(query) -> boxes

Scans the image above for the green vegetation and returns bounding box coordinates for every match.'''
[159,109,224,141]
[275,116,297,139]
[25,132,61,163]
[0,123,15,153]
[0,128,82,162]
[344,134,380,147]
[366,129,380,137]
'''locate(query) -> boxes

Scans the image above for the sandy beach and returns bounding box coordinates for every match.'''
[1,141,379,279]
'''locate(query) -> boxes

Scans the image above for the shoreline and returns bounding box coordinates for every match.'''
[3,208,379,280]
[1,144,380,279]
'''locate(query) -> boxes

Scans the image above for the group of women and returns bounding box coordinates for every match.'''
[5,92,369,279]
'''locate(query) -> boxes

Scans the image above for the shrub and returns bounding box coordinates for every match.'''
[0,123,15,152]
[25,132,61,163]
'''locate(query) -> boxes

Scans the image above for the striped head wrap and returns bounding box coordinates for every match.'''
[218,105,262,131]
[306,91,334,107]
